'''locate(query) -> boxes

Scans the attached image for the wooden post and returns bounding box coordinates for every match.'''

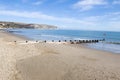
[52,40,54,42]
[59,40,61,42]
[91,40,94,43]
[86,40,88,43]
[44,40,46,43]
[96,40,99,42]
[36,40,38,42]
[103,38,105,41]
[89,40,92,43]
[79,40,81,43]
[74,40,77,42]
[103,33,106,41]
[83,40,85,43]
[26,41,28,43]
[70,40,72,42]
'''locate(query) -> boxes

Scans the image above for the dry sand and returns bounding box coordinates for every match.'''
[0,30,120,80]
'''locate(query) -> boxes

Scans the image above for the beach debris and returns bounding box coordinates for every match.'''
[70,41,74,44]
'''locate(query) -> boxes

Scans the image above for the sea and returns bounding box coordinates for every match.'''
[7,29,120,54]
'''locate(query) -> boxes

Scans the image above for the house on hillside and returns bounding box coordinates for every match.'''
[0,23,5,26]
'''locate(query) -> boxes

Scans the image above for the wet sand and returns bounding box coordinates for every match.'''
[0,30,120,80]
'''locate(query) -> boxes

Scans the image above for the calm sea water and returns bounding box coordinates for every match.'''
[8,29,120,53]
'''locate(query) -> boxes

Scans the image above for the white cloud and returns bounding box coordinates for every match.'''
[113,0,120,4]
[0,9,93,25]
[21,0,44,5]
[81,11,120,31]
[83,12,120,21]
[105,21,120,31]
[73,0,107,11]
[0,9,120,31]
[32,1,43,5]
[0,10,55,20]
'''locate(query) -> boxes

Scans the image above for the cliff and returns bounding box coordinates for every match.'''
[0,21,57,29]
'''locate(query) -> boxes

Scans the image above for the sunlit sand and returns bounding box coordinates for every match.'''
[0,31,120,80]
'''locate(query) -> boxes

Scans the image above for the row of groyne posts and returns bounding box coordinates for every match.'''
[14,39,105,44]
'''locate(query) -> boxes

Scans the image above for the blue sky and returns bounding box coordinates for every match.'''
[0,0,120,31]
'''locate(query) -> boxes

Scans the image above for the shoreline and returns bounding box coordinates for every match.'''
[6,30,119,54]
[2,29,31,41]
[2,29,120,55]
[6,29,120,54]
[0,30,120,80]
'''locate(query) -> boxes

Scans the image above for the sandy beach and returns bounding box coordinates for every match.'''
[0,30,120,80]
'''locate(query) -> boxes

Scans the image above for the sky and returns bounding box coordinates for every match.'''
[0,0,120,31]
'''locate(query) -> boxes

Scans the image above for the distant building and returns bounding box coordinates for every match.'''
[0,23,5,26]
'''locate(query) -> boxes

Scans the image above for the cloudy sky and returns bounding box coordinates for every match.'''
[0,0,120,31]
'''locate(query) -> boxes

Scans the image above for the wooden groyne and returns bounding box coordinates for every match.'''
[13,39,105,44]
